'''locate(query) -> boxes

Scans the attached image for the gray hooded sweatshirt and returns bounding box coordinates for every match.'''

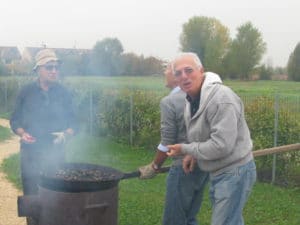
[181,72,253,175]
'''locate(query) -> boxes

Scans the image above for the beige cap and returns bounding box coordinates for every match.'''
[33,49,61,71]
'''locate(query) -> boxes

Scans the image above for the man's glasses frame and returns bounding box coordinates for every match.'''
[43,64,61,71]
[174,67,194,77]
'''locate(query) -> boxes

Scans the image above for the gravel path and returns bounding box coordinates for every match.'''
[0,118,26,225]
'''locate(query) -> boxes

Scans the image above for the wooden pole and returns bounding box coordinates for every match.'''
[253,143,300,157]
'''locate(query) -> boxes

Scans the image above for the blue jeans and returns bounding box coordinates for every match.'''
[209,160,257,225]
[163,164,208,225]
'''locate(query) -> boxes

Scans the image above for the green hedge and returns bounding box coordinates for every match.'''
[62,77,166,149]
[0,76,36,116]
[98,89,162,149]
[244,95,300,186]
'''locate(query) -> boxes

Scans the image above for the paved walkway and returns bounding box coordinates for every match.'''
[0,118,26,225]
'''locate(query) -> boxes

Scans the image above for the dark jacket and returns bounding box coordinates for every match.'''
[10,80,77,149]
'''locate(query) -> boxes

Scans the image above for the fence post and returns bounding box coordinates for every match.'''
[4,79,8,113]
[89,89,93,135]
[271,94,279,184]
[130,94,133,146]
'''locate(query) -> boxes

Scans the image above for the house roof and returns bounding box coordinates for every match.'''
[23,46,91,61]
[24,47,43,59]
[0,46,21,60]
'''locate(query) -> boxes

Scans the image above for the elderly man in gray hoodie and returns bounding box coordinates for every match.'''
[139,62,208,225]
[167,52,256,225]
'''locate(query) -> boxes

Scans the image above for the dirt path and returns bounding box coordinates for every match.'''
[0,118,26,225]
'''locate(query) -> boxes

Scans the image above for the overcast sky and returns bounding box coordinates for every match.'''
[1,0,299,67]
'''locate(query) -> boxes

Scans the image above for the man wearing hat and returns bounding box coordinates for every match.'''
[10,48,77,225]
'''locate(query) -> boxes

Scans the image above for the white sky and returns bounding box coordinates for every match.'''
[1,0,299,67]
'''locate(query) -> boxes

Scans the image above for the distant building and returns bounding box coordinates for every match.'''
[22,47,43,63]
[54,47,91,58]
[0,46,21,64]
[271,74,288,80]
[0,46,22,75]
[22,46,91,63]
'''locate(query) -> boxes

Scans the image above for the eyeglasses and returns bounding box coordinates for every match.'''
[43,64,61,71]
[174,67,194,77]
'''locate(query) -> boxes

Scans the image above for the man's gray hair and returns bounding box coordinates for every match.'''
[172,52,203,73]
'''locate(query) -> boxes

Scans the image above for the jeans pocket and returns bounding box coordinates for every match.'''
[248,160,257,170]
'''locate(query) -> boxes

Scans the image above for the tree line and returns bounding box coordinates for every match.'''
[180,16,299,81]
[0,16,299,81]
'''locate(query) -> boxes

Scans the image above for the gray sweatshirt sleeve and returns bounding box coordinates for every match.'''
[160,96,177,146]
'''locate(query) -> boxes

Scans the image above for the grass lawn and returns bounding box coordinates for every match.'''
[0,125,11,142]
[1,133,300,225]
[64,76,300,96]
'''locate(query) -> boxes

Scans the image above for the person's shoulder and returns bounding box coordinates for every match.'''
[53,82,66,89]
[53,82,71,93]
[19,81,37,94]
[23,81,36,88]
[169,89,186,100]
[57,83,75,101]
[160,89,185,106]
[173,89,186,96]
[160,94,169,105]
[214,84,241,103]
[217,84,236,95]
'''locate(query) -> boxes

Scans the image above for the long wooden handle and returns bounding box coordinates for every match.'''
[121,144,300,180]
[253,143,300,157]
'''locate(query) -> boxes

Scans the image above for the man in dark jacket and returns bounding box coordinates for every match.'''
[10,48,77,225]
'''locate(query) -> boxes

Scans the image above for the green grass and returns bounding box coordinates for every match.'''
[0,125,11,142]
[0,112,10,119]
[65,75,167,91]
[1,133,300,225]
[63,76,300,96]
[224,80,300,96]
[0,153,22,189]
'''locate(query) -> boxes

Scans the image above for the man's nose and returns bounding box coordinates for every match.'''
[180,70,189,78]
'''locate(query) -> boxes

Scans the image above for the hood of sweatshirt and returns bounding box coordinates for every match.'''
[202,72,222,90]
[199,72,223,110]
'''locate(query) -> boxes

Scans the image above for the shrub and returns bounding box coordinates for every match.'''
[244,95,300,186]
[97,89,161,149]
[0,77,33,115]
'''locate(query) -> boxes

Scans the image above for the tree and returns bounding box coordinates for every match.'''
[121,53,164,76]
[140,56,164,76]
[258,64,273,80]
[223,22,266,80]
[273,66,287,75]
[180,16,230,73]
[0,61,8,76]
[287,42,300,81]
[60,54,82,76]
[89,38,124,76]
[121,53,142,76]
